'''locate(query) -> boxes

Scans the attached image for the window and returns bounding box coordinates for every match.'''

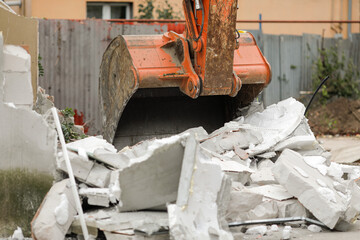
[87,2,132,19]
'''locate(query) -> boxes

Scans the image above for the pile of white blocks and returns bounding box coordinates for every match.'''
[31,98,360,240]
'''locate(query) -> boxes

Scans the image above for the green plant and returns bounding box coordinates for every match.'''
[138,0,155,19]
[38,55,44,77]
[156,0,177,19]
[60,108,86,143]
[312,45,360,103]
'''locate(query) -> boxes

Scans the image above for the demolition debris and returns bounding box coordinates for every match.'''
[31,98,360,240]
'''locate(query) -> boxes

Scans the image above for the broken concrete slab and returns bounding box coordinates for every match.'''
[86,163,111,188]
[93,148,130,169]
[0,102,57,173]
[117,134,189,211]
[67,136,117,154]
[57,151,94,182]
[72,207,169,235]
[244,97,305,156]
[226,187,264,222]
[31,179,77,240]
[33,87,55,115]
[274,118,316,152]
[79,171,120,207]
[79,187,112,207]
[248,184,293,201]
[201,123,262,154]
[168,148,233,240]
[272,149,349,229]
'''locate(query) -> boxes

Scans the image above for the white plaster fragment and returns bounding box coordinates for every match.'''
[67,136,117,155]
[54,194,69,225]
[245,225,267,236]
[282,226,291,240]
[244,98,305,156]
[270,225,279,232]
[11,227,24,239]
[307,224,322,233]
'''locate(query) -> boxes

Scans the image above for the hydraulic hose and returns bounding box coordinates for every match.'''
[194,0,204,42]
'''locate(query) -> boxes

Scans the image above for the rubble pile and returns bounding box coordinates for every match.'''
[31,98,360,239]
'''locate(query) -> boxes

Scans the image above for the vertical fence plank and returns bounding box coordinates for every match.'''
[301,34,321,92]
[263,34,281,106]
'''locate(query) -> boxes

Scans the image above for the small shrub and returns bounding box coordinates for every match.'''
[138,0,155,19]
[312,45,360,103]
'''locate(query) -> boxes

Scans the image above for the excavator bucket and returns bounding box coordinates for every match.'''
[99,0,271,149]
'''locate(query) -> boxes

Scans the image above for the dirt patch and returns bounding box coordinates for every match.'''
[307,97,360,136]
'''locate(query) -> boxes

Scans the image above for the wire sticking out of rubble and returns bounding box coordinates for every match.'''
[305,76,330,115]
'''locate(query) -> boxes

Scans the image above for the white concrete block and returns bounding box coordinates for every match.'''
[57,151,94,182]
[3,71,33,106]
[117,134,188,211]
[168,150,233,240]
[86,163,111,188]
[3,45,31,72]
[32,179,77,240]
[0,102,57,173]
[272,149,348,229]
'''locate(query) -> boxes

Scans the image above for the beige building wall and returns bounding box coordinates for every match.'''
[8,0,360,37]
[236,0,360,38]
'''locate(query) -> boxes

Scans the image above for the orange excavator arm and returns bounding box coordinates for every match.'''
[99,0,271,146]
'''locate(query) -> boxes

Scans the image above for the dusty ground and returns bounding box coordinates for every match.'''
[307,97,360,136]
[231,221,360,239]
